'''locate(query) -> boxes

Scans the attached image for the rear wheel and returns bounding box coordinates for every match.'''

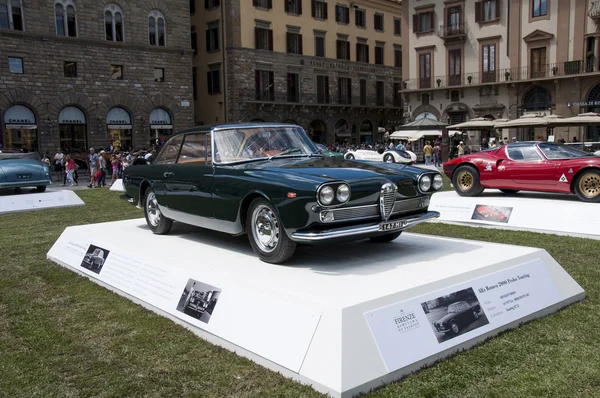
[36,186,47,192]
[383,154,395,163]
[346,154,355,160]
[246,198,296,264]
[452,165,484,197]
[499,189,520,194]
[574,170,600,202]
[144,188,173,234]
[369,231,402,243]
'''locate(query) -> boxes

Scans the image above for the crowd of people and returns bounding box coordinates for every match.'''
[42,145,157,188]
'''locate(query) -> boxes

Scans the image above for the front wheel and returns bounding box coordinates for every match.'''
[450,321,460,334]
[36,186,47,192]
[452,165,484,197]
[473,310,480,319]
[574,170,600,202]
[346,154,355,160]
[383,154,395,163]
[369,231,402,243]
[144,188,173,234]
[246,198,296,264]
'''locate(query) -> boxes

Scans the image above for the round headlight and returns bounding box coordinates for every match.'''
[432,174,443,190]
[319,186,335,205]
[336,184,350,203]
[419,175,432,192]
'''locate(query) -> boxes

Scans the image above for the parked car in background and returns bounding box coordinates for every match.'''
[122,123,443,264]
[315,143,344,159]
[444,142,600,202]
[344,148,417,164]
[0,151,52,192]
[433,301,482,335]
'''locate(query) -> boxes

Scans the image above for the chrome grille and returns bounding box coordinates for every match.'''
[320,196,430,223]
[380,183,397,221]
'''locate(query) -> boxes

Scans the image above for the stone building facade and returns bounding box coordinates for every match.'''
[401,0,600,148]
[192,0,404,145]
[0,0,194,154]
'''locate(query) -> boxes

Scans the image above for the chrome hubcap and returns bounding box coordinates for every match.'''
[252,205,280,253]
[579,173,600,198]
[452,324,459,333]
[146,192,161,227]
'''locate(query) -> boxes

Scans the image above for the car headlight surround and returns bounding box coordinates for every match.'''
[336,184,350,203]
[419,175,432,192]
[432,174,443,190]
[319,185,335,205]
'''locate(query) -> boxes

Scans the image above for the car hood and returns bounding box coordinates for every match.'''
[235,156,427,184]
[434,312,457,325]
[0,159,48,183]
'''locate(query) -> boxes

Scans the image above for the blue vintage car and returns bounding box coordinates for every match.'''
[0,151,52,192]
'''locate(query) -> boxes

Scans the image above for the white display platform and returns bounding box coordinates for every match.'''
[109,179,125,192]
[47,219,584,398]
[0,190,84,214]
[429,190,600,240]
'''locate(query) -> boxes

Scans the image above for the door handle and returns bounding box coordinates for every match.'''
[163,172,174,178]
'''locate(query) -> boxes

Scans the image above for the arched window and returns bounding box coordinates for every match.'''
[0,0,24,31]
[148,10,166,46]
[55,1,76,37]
[105,4,124,42]
[523,87,552,111]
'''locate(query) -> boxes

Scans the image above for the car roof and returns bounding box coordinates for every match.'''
[174,123,300,136]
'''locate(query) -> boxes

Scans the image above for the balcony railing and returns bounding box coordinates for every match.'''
[437,22,468,41]
[401,59,600,91]
[589,0,600,20]
[239,89,401,108]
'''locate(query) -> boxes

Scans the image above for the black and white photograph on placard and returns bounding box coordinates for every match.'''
[471,204,513,224]
[422,287,489,344]
[80,244,110,275]
[176,278,222,324]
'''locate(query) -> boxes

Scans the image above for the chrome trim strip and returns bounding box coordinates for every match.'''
[292,211,440,242]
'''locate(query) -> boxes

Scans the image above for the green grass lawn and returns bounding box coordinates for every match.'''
[1,189,599,398]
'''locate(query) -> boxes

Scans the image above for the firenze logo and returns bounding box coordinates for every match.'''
[393,309,420,334]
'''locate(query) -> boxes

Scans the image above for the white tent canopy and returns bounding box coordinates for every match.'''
[447,118,495,130]
[549,112,600,126]
[390,130,442,141]
[494,114,563,128]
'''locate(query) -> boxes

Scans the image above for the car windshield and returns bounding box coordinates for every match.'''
[316,143,327,151]
[538,143,593,159]
[213,126,316,164]
[447,303,459,313]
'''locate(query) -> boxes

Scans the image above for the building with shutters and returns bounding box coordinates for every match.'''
[0,0,194,155]
[400,0,600,147]
[190,0,404,145]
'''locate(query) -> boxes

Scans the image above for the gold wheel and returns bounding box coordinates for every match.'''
[578,172,600,199]
[456,170,474,191]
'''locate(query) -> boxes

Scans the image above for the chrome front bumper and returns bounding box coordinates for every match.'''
[291,211,440,242]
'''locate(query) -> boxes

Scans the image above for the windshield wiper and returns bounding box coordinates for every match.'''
[268,148,303,160]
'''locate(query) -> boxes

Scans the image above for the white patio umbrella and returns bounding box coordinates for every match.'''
[447,118,496,130]
[494,114,558,128]
[548,112,600,126]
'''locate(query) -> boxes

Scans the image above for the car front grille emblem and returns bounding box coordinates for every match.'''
[380,183,397,221]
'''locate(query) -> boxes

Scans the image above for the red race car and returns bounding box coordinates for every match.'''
[443,142,600,202]
[475,205,508,222]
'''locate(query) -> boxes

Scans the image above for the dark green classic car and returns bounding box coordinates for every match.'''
[122,123,442,264]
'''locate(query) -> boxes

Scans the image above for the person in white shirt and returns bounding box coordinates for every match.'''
[53,149,64,182]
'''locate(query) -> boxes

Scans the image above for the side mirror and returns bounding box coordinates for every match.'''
[594,150,600,157]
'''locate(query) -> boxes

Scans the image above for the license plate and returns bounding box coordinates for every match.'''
[17,174,31,179]
[379,220,407,231]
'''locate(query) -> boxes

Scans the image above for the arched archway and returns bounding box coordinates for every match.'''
[359,119,374,144]
[585,84,600,141]
[334,119,350,143]
[107,107,133,151]
[58,105,88,153]
[415,112,439,121]
[309,120,327,143]
[523,87,552,111]
[149,107,173,146]
[2,104,38,152]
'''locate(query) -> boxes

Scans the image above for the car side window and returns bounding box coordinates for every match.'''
[178,133,208,165]
[507,146,542,162]
[154,136,183,164]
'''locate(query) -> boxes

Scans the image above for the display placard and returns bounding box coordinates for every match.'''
[365,259,562,372]
[0,190,84,214]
